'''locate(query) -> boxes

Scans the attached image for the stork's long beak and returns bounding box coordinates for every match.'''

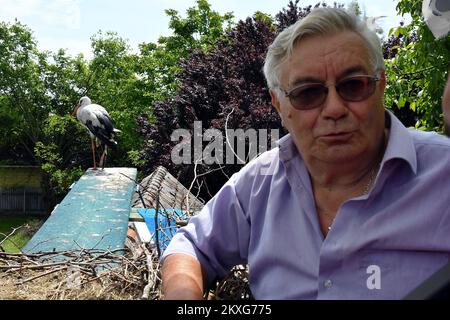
[71,103,80,116]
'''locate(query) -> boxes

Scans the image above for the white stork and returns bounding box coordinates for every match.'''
[72,96,120,170]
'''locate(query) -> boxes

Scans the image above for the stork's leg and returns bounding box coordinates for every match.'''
[104,145,108,169]
[99,145,108,170]
[91,138,97,170]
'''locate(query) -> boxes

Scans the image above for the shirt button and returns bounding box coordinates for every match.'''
[324,279,333,289]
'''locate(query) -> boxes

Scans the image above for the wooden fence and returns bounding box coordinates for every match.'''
[0,187,47,215]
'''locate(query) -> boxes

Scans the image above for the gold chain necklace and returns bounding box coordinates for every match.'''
[322,164,380,232]
[361,163,380,195]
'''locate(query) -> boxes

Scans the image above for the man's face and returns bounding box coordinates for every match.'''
[442,72,450,136]
[271,31,386,165]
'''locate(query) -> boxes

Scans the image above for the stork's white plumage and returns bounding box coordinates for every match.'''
[72,96,120,170]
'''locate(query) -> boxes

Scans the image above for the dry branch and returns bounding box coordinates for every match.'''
[0,242,158,300]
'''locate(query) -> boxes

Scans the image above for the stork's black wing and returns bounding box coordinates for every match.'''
[84,117,117,148]
[78,104,117,148]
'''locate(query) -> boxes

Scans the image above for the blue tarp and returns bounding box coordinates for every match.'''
[137,208,189,250]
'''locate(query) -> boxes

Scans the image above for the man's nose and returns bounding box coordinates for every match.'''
[320,86,349,120]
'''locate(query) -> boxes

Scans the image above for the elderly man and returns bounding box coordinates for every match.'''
[161,8,450,299]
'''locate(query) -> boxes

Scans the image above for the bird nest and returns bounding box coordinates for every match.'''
[0,245,160,300]
[0,228,250,300]
[211,265,253,300]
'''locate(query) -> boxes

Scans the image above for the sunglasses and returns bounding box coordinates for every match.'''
[281,75,381,110]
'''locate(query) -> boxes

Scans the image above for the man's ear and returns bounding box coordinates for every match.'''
[270,89,282,115]
[270,89,285,127]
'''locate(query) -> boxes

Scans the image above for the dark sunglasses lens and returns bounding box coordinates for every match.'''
[290,85,327,109]
[338,77,376,102]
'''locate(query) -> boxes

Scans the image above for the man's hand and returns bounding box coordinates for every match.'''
[161,253,207,300]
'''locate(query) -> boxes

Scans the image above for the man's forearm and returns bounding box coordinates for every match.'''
[162,253,207,300]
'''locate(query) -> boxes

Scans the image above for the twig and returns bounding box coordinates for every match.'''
[397,63,447,79]
[0,226,25,252]
[0,261,67,270]
[16,266,67,285]
[142,244,157,300]
[185,157,201,214]
[225,108,246,164]
[27,237,61,252]
[154,187,162,259]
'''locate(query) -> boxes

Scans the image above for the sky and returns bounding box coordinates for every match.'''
[0,0,411,59]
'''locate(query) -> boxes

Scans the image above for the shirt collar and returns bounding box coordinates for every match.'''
[277,131,298,163]
[276,109,418,175]
[382,109,418,174]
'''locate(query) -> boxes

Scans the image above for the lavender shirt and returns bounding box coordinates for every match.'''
[162,111,450,299]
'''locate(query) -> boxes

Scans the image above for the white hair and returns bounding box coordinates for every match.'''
[263,8,385,90]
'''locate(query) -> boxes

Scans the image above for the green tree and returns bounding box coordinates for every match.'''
[384,0,450,132]
[138,0,234,100]
[0,20,48,162]
[40,49,90,116]
[34,114,85,201]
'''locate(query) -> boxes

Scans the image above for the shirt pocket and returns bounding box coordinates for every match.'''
[356,249,449,299]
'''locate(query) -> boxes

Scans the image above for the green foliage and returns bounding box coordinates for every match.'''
[35,138,84,198]
[0,20,48,161]
[0,0,234,202]
[164,0,233,50]
[137,0,234,100]
[385,0,450,132]
[40,50,89,115]
[34,114,87,198]
[253,11,276,30]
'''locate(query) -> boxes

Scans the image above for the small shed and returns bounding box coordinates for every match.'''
[0,166,47,215]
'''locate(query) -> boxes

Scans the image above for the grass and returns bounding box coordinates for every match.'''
[0,216,44,253]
